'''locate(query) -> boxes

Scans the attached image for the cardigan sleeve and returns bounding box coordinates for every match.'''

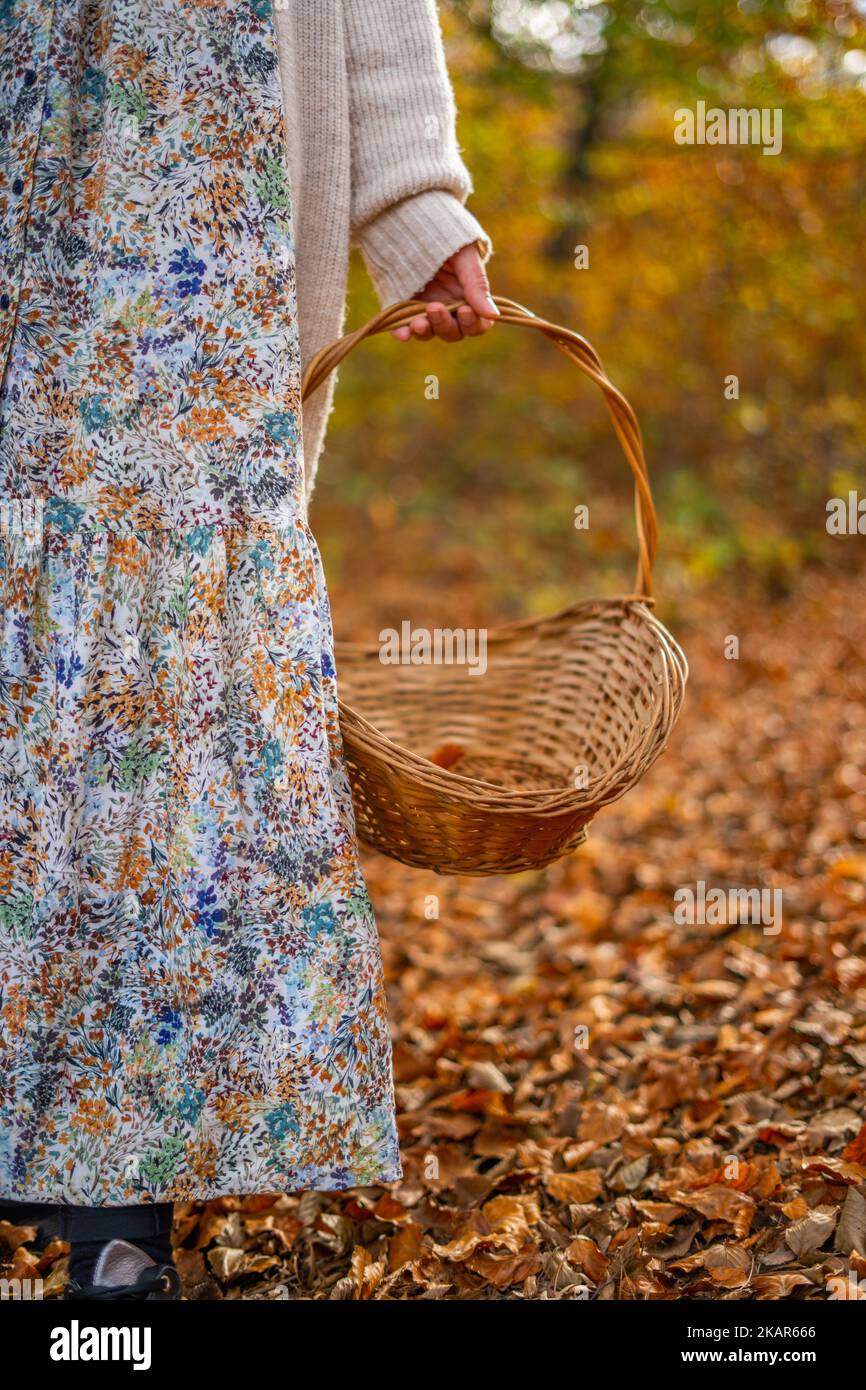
[344,0,492,304]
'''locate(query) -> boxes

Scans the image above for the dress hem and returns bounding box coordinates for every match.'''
[0,1167,404,1206]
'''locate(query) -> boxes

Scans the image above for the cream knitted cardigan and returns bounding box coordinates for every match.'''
[273,0,490,501]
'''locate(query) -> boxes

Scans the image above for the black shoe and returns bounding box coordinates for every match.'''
[67,1239,181,1301]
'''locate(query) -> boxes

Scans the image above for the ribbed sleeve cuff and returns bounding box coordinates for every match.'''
[356,189,493,304]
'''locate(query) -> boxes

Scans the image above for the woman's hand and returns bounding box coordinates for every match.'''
[391,243,499,343]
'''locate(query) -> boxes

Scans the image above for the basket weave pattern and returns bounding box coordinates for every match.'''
[302,298,687,875]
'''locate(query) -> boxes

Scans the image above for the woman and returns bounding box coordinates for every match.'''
[0,0,492,1298]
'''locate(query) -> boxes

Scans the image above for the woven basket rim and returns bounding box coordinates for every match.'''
[336,595,688,814]
[335,593,657,657]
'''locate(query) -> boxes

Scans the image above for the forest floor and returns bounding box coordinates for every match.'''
[5,567,865,1300]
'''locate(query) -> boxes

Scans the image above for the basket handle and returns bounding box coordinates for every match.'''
[301,295,657,598]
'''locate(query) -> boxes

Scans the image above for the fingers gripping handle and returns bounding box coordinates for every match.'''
[300,295,657,598]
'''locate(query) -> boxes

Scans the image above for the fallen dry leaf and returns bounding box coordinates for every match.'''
[676,1187,756,1239]
[565,1234,610,1282]
[545,1169,604,1203]
[834,1187,866,1256]
[785,1206,838,1259]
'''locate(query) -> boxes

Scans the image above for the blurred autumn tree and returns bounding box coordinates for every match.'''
[311,0,866,631]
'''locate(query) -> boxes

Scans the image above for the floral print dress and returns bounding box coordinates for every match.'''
[0,0,400,1203]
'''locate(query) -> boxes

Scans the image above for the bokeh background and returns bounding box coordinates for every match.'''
[314,0,865,631]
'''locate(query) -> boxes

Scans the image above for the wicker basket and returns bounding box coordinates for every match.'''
[301,296,687,875]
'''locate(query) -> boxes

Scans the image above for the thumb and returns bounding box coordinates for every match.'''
[453,243,499,319]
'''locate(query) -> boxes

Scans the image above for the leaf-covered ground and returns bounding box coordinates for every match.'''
[4,568,865,1300]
